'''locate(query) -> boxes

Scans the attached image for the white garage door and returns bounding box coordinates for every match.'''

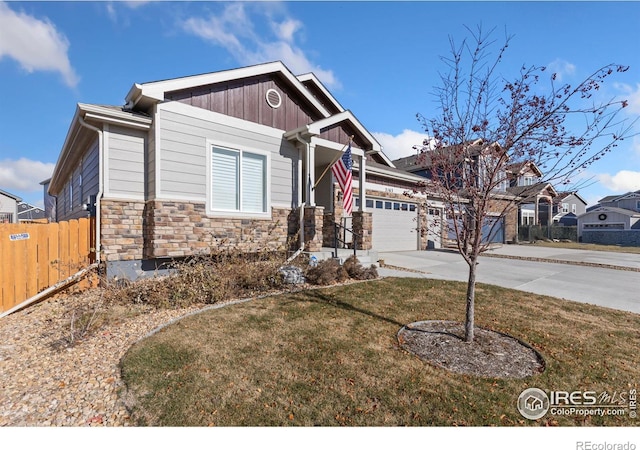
[370,199,419,251]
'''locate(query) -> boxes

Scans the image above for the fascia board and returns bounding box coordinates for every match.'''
[296,72,345,113]
[79,103,152,127]
[49,106,82,194]
[307,110,383,153]
[358,162,427,183]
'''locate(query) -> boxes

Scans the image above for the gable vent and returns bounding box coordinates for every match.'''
[265,88,282,109]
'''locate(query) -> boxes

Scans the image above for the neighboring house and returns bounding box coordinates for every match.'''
[504,161,558,227]
[551,191,587,226]
[0,189,21,223]
[578,190,640,246]
[393,141,519,244]
[40,178,57,222]
[17,202,46,222]
[48,61,433,280]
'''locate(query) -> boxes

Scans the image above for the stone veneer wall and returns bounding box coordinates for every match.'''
[100,199,145,262]
[100,199,299,263]
[303,206,324,251]
[144,201,297,258]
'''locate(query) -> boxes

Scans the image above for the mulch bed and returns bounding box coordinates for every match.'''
[397,320,545,379]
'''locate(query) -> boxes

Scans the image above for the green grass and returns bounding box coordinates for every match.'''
[119,278,640,426]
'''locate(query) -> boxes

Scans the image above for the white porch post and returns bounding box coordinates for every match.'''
[359,155,366,212]
[534,196,540,225]
[306,142,316,206]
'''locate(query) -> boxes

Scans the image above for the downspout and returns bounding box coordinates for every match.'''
[78,116,103,263]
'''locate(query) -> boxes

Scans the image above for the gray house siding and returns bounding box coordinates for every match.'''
[157,103,297,207]
[106,125,146,199]
[0,191,19,223]
[56,139,101,222]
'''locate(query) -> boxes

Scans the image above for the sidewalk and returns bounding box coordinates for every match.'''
[482,244,640,271]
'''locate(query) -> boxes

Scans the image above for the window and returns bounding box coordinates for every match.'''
[385,202,392,210]
[636,200,640,211]
[571,204,576,214]
[375,200,383,209]
[69,180,73,212]
[210,146,267,214]
[562,203,569,213]
[366,199,374,208]
[78,174,83,207]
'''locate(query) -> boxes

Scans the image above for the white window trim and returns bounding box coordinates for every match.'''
[205,139,271,219]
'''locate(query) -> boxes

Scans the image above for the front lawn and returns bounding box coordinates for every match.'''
[119,278,639,426]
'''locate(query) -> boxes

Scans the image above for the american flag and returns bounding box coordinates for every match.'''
[331,142,353,215]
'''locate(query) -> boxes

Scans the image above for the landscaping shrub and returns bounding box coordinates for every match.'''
[342,255,379,280]
[105,251,286,308]
[305,256,378,285]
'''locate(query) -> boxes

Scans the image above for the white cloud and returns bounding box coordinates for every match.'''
[373,129,433,161]
[273,18,302,43]
[614,82,640,115]
[0,158,54,192]
[596,170,640,193]
[546,58,576,82]
[0,2,78,88]
[181,4,339,89]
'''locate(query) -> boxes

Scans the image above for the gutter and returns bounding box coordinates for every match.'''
[78,116,104,263]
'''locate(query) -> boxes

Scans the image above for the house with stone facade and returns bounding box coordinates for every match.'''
[48,61,436,280]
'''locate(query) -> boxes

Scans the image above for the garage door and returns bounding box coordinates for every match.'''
[371,199,419,251]
[482,216,504,244]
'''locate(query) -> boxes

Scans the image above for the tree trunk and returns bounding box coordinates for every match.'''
[464,258,478,342]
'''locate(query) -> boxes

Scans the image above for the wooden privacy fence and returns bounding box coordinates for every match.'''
[0,218,96,314]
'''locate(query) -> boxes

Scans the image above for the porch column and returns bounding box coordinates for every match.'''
[534,196,540,225]
[358,155,366,212]
[306,142,316,206]
[547,198,553,226]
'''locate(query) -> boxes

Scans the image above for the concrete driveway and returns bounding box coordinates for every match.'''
[377,246,640,315]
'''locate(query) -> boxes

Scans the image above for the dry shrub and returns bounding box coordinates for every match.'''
[105,251,286,309]
[342,256,379,280]
[305,258,349,285]
[305,256,378,285]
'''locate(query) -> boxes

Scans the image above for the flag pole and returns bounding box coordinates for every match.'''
[313,135,353,190]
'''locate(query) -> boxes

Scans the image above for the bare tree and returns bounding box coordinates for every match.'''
[414,26,636,342]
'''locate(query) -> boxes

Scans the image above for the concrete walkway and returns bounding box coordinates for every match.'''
[376,245,640,315]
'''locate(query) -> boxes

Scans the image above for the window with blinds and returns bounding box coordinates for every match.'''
[211,146,267,214]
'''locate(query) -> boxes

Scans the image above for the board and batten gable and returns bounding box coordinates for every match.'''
[165,74,324,132]
[155,101,299,208]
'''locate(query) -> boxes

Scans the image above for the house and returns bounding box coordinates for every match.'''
[393,142,520,245]
[578,190,640,246]
[505,161,558,227]
[48,61,434,280]
[0,189,21,223]
[551,191,587,226]
[17,202,46,222]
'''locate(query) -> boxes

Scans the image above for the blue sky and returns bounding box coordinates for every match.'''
[1,1,639,209]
